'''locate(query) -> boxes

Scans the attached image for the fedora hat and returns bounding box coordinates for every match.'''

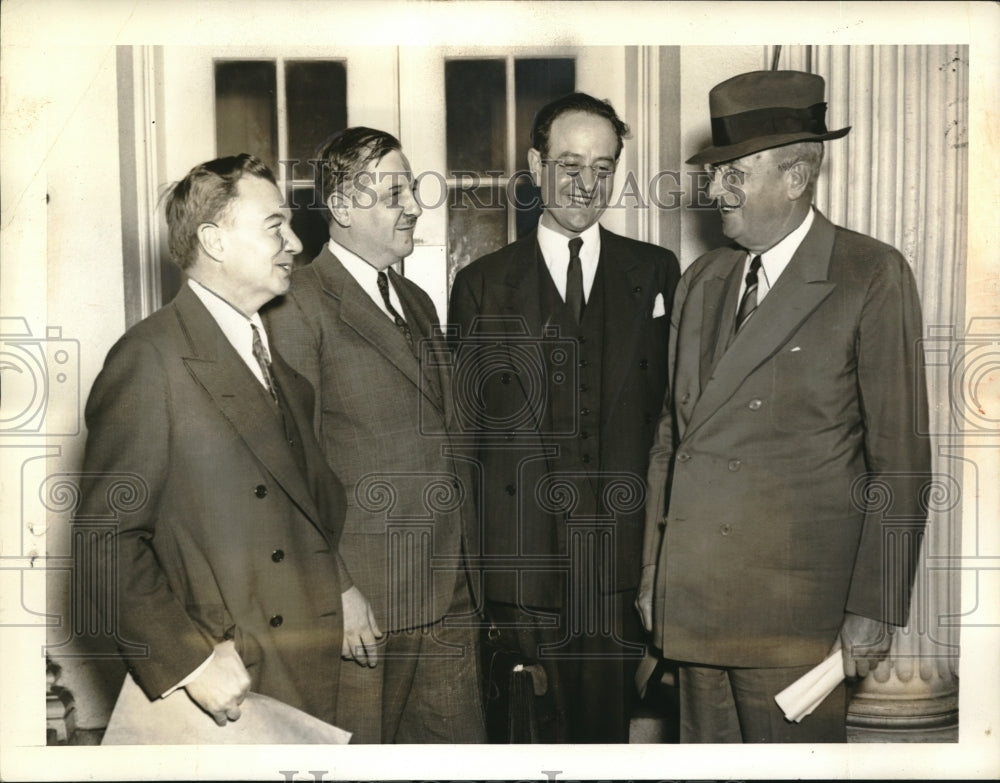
[686,70,850,166]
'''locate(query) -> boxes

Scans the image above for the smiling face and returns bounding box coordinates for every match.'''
[706,148,806,253]
[332,149,422,270]
[528,110,618,237]
[213,175,302,314]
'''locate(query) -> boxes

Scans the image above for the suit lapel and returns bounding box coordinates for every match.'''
[498,236,547,419]
[174,287,323,528]
[685,212,838,437]
[701,252,744,388]
[390,268,445,409]
[598,228,647,426]
[311,248,440,411]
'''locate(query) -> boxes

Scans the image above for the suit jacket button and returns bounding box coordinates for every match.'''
[633,286,642,294]
[681,392,691,404]
[728,459,742,471]
[720,524,732,536]
[254,484,268,498]
[269,615,283,628]
[271,549,285,563]
[748,399,763,411]
[639,359,648,370]
[676,452,690,462]
[505,484,516,496]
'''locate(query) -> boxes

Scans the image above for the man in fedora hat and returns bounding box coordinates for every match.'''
[636,70,931,742]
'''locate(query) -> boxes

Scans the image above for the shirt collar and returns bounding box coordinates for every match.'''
[187,277,272,359]
[754,207,815,289]
[536,220,601,267]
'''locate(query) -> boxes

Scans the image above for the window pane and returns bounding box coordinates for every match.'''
[448,186,507,290]
[288,186,329,266]
[514,58,575,167]
[445,60,506,175]
[215,60,278,171]
[286,60,347,167]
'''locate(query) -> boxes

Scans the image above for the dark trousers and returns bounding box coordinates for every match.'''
[488,591,644,743]
[678,662,848,743]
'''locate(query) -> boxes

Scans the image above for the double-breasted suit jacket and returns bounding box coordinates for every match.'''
[79,284,347,723]
[449,226,680,608]
[643,210,931,668]
[265,247,476,633]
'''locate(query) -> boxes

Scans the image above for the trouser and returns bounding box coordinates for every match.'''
[487,590,645,743]
[335,578,486,743]
[678,661,848,743]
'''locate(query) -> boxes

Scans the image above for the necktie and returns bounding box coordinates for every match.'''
[566,237,585,324]
[377,270,414,350]
[250,322,278,404]
[735,255,763,333]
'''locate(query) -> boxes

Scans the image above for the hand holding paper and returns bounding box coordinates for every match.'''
[774,651,845,723]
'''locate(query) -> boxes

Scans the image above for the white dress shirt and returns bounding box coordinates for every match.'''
[537,221,602,303]
[328,239,405,320]
[736,207,815,313]
[188,278,274,391]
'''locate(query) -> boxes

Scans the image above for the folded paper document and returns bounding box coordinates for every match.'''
[102,672,351,744]
[774,651,845,723]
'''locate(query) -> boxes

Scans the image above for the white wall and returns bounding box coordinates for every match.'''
[1,44,128,733]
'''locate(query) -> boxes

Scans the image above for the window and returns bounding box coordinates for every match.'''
[214,58,347,265]
[444,57,574,289]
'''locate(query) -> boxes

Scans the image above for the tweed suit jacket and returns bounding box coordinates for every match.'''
[449,226,680,608]
[78,284,347,724]
[642,210,931,669]
[265,246,476,633]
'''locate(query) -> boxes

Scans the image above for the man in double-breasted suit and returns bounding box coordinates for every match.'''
[265,127,485,743]
[637,70,931,742]
[449,93,680,742]
[79,155,347,734]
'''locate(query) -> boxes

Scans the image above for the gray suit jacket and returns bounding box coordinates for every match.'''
[643,210,931,668]
[79,284,346,723]
[265,247,477,632]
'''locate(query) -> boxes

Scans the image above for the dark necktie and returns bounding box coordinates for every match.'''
[566,237,585,324]
[735,255,763,333]
[377,270,414,350]
[250,322,278,404]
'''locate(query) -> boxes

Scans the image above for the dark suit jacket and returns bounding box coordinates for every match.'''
[78,284,347,724]
[264,247,475,632]
[643,210,931,668]
[449,226,680,607]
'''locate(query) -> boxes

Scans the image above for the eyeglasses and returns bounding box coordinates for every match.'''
[541,158,616,179]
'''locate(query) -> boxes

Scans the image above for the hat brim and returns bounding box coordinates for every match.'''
[685,126,851,166]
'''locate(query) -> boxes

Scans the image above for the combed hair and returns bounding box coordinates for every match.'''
[165,154,276,270]
[531,92,631,160]
[315,127,402,204]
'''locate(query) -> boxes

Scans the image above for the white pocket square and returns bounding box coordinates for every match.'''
[652,293,666,318]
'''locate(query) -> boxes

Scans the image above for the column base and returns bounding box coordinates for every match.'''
[847,689,958,742]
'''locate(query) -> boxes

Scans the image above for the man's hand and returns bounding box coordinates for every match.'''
[183,640,251,726]
[341,585,383,667]
[831,612,893,678]
[635,564,656,633]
